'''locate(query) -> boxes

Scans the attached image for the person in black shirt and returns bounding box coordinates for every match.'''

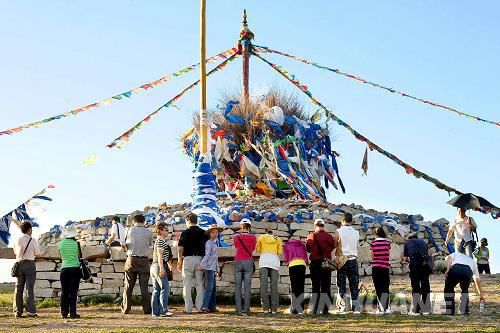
[177,213,208,313]
[402,232,431,315]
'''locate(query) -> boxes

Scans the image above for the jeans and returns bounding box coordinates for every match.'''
[60,267,80,317]
[122,256,151,314]
[259,267,279,312]
[234,260,253,313]
[455,240,473,258]
[289,265,306,314]
[202,270,217,311]
[182,256,204,313]
[310,260,332,315]
[372,267,390,312]
[444,264,472,315]
[337,259,360,312]
[409,265,431,313]
[13,260,36,316]
[150,263,170,315]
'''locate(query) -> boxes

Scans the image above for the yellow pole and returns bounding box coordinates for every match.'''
[199,0,208,155]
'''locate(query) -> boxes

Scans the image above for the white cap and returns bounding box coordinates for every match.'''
[314,218,325,226]
[240,218,251,226]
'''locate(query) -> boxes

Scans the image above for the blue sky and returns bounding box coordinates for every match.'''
[0,1,498,281]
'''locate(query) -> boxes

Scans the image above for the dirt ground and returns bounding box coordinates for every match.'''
[0,274,498,333]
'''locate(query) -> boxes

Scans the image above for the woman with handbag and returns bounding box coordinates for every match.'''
[13,222,43,318]
[370,227,392,314]
[233,219,257,315]
[58,226,82,319]
[150,222,173,318]
[305,219,337,315]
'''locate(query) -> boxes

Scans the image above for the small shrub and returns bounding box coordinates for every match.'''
[0,294,13,309]
[81,294,117,307]
[37,298,60,308]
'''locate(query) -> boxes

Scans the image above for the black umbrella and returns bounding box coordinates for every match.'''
[447,193,498,210]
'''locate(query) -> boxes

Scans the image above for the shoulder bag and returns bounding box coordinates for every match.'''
[314,234,347,271]
[417,246,434,273]
[11,238,33,277]
[78,242,93,281]
[236,235,256,273]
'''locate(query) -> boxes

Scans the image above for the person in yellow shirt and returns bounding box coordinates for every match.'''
[256,229,283,314]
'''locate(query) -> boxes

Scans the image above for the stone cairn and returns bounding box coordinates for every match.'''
[34,197,450,301]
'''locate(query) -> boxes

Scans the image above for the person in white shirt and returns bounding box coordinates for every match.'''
[444,252,485,315]
[335,213,361,314]
[13,222,43,318]
[105,216,125,247]
[445,207,477,258]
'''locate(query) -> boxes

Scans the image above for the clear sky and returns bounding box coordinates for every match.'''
[0,1,498,282]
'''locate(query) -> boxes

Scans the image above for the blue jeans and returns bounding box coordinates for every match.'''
[234,260,253,313]
[151,263,170,315]
[202,270,217,311]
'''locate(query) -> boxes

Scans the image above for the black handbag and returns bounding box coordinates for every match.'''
[78,242,92,281]
[11,238,32,277]
[236,235,256,273]
[417,246,434,273]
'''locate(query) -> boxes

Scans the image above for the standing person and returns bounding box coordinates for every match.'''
[444,251,485,315]
[13,222,43,318]
[402,232,431,315]
[233,218,257,315]
[121,214,152,315]
[474,238,491,274]
[445,207,477,258]
[336,213,361,314]
[58,226,82,319]
[370,227,391,314]
[198,224,223,313]
[106,216,125,247]
[177,213,208,313]
[284,237,308,315]
[256,229,283,314]
[306,219,337,315]
[150,222,173,318]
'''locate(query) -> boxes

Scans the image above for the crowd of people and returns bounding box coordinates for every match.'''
[11,208,490,319]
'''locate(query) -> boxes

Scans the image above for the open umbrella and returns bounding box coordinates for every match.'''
[447,193,497,211]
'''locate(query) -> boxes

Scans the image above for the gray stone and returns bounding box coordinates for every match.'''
[37,271,61,281]
[36,261,56,271]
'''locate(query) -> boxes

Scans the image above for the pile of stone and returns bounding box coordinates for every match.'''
[33,197,451,300]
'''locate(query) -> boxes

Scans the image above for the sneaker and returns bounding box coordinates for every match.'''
[26,313,38,318]
[353,310,361,315]
[271,311,278,314]
[162,311,173,317]
[421,312,431,316]
[14,314,24,318]
[69,314,80,319]
[385,309,392,315]
[374,309,385,315]
[408,311,420,316]
[297,311,304,315]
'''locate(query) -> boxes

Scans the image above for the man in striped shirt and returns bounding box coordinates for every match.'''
[370,227,392,314]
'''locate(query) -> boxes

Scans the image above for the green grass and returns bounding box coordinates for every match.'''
[37,298,60,308]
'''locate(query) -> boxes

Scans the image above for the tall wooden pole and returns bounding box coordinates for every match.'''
[199,0,208,155]
[241,10,250,108]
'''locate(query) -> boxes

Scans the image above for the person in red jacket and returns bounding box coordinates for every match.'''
[306,219,337,315]
[284,238,308,315]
